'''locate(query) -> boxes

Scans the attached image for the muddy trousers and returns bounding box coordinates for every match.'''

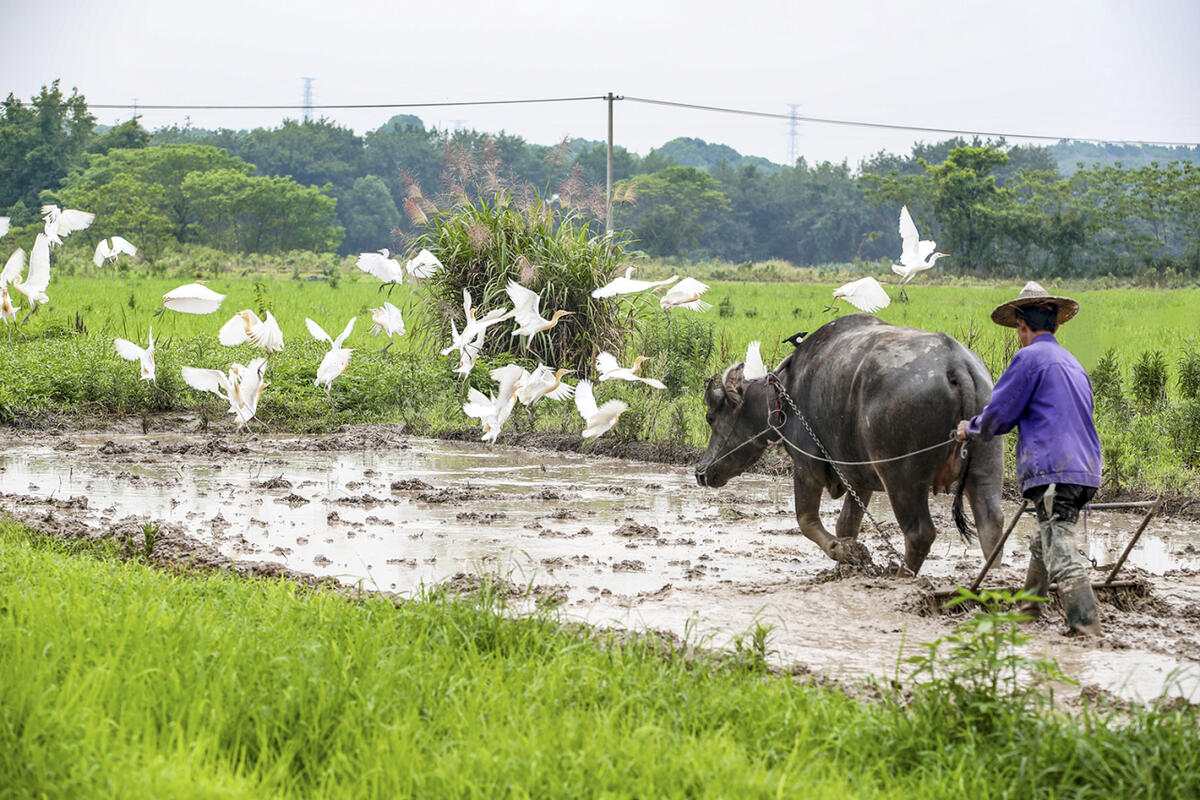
[1021,483,1101,634]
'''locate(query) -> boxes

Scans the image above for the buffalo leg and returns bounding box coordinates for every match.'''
[835,491,872,539]
[882,481,938,576]
[793,472,862,564]
[964,438,1005,560]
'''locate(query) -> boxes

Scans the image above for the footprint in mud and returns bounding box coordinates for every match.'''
[612,559,646,573]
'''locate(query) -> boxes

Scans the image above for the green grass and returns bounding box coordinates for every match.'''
[2,520,1198,798]
[1,273,1198,492]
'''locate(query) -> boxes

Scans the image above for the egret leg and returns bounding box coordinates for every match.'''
[152,306,165,318]
[381,339,393,354]
[386,282,397,297]
[20,306,38,326]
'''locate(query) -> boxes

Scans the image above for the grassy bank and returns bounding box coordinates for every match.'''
[1,520,1197,798]
[1,275,1198,493]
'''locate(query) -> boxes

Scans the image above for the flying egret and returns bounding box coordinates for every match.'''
[574,379,628,439]
[596,351,666,389]
[367,301,406,352]
[218,310,285,353]
[305,316,356,396]
[158,282,226,316]
[829,277,891,314]
[516,364,575,405]
[450,319,488,375]
[181,358,269,431]
[462,364,525,443]
[505,280,574,351]
[356,249,405,291]
[13,233,52,323]
[114,328,156,383]
[591,267,680,298]
[743,341,767,380]
[440,289,509,357]
[405,248,443,279]
[1,248,26,341]
[0,217,9,239]
[93,236,138,269]
[891,206,949,302]
[40,204,94,246]
[659,277,711,313]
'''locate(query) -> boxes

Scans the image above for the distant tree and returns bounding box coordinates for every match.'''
[363,121,445,215]
[338,175,401,254]
[233,118,364,190]
[0,80,96,211]
[572,144,638,186]
[618,166,729,256]
[88,118,151,156]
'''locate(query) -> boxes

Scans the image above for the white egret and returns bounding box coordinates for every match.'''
[743,341,767,380]
[219,310,284,353]
[114,328,156,383]
[591,267,679,299]
[405,248,443,279]
[1,248,26,341]
[13,233,52,323]
[659,277,711,312]
[356,249,405,290]
[440,289,509,357]
[891,206,950,301]
[158,282,226,316]
[367,301,406,352]
[93,236,138,269]
[596,351,666,389]
[40,204,94,246]
[181,358,269,431]
[829,276,891,314]
[462,364,524,443]
[505,280,574,351]
[450,319,488,375]
[305,316,356,396]
[516,364,575,405]
[574,379,627,439]
[0,217,9,239]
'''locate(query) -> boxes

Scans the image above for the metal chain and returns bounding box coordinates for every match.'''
[768,375,908,569]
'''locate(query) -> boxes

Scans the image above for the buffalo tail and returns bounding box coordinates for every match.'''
[951,443,975,542]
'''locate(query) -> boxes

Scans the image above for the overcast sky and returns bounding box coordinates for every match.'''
[4,0,1198,167]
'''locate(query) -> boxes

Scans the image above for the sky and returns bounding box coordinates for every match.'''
[4,0,1198,168]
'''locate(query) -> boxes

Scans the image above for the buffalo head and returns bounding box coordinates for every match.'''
[695,361,772,487]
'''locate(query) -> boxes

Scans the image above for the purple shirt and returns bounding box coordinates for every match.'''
[966,333,1102,492]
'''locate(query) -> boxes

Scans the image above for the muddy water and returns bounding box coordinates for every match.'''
[2,431,1199,704]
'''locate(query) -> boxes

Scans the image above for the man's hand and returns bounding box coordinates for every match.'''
[956,420,970,441]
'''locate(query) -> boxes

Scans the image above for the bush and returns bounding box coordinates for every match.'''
[1179,342,1200,401]
[1090,348,1125,412]
[1131,349,1168,410]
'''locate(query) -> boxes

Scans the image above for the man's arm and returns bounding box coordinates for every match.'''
[956,352,1037,442]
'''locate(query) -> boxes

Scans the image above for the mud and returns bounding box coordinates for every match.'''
[2,423,1199,704]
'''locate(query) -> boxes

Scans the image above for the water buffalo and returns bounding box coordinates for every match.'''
[695,314,1004,576]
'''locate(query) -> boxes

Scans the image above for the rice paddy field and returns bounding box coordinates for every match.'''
[2,272,1198,493]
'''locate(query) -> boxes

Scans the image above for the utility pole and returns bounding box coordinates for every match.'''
[302,77,315,122]
[787,103,800,166]
[606,91,615,234]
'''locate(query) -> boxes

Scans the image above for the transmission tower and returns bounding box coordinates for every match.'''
[301,77,315,122]
[787,103,801,166]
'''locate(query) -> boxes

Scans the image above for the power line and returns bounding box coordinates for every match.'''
[621,96,1200,148]
[69,95,608,111]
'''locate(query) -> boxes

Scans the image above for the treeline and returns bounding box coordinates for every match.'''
[2,80,1199,278]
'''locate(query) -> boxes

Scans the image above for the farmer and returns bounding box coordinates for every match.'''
[955,282,1103,636]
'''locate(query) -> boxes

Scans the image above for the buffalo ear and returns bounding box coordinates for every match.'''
[704,376,727,410]
[721,363,747,408]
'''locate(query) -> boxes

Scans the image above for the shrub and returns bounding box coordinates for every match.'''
[1090,348,1125,412]
[1179,341,1200,401]
[1131,349,1168,411]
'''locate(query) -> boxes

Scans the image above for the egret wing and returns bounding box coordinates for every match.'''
[595,351,621,376]
[574,379,598,419]
[356,252,401,283]
[843,277,891,313]
[1,248,24,285]
[93,240,110,268]
[219,310,259,346]
[305,317,332,345]
[111,236,137,257]
[332,317,356,349]
[505,280,541,324]
[743,341,767,380]
[56,208,95,237]
[0,217,9,238]
[162,283,225,314]
[181,366,232,398]
[26,234,51,294]
[405,248,443,279]
[113,338,145,362]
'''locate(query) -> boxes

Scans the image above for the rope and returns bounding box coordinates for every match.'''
[769,428,958,465]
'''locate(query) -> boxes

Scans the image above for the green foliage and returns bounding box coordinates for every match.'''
[0,80,95,211]
[641,314,716,395]
[1131,349,1169,411]
[1090,347,1125,412]
[88,117,151,155]
[618,165,730,256]
[337,174,401,254]
[417,193,630,371]
[1178,341,1200,400]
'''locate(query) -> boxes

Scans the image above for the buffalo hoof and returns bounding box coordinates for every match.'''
[828,537,873,567]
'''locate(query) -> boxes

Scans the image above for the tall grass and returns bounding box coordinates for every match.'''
[2,521,1198,798]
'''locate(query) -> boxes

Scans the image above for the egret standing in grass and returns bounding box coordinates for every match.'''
[505,280,574,352]
[158,282,226,316]
[305,317,356,397]
[367,302,406,353]
[114,328,156,383]
[574,379,627,439]
[596,352,666,389]
[891,206,949,302]
[93,236,138,270]
[828,277,891,313]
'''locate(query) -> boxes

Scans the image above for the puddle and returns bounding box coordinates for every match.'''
[3,430,1199,704]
